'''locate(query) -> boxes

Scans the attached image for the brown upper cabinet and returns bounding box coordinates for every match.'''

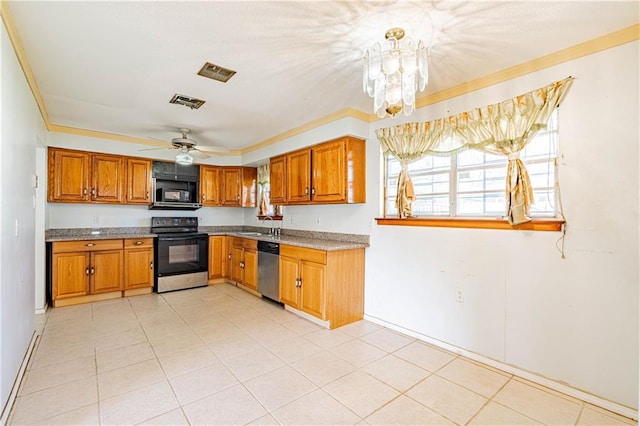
[268,155,286,205]
[48,147,124,204]
[221,167,257,207]
[125,158,152,204]
[270,136,365,205]
[199,165,221,206]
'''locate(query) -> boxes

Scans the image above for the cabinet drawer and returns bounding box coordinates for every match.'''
[124,238,154,249]
[280,245,326,264]
[232,237,257,250]
[53,239,123,253]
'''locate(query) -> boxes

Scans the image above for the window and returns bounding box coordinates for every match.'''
[384,111,559,218]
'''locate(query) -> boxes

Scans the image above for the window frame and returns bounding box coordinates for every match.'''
[378,113,565,231]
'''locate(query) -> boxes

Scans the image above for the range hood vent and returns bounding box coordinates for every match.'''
[169,94,205,109]
[197,62,236,83]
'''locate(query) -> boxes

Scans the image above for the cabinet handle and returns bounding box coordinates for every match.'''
[91,188,96,196]
[85,267,90,275]
[298,277,302,287]
[240,261,245,269]
[202,194,206,202]
[90,267,95,275]
[237,194,240,201]
[146,191,149,198]
[228,254,232,260]
[135,241,143,245]
[150,261,153,270]
[83,188,88,196]
[311,188,315,196]
[305,187,308,195]
[85,243,95,247]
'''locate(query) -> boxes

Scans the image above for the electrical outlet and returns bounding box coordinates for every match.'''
[456,288,464,303]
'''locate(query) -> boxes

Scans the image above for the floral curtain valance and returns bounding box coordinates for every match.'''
[376,77,574,223]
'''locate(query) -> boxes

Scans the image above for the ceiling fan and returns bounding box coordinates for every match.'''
[141,128,225,165]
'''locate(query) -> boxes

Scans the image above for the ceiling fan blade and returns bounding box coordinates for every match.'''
[138,146,174,152]
[190,149,210,159]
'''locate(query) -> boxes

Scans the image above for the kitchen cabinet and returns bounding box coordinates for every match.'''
[268,155,286,205]
[208,235,227,280]
[279,244,365,329]
[124,238,154,295]
[47,148,91,202]
[271,136,365,205]
[48,147,125,204]
[285,149,312,203]
[51,239,124,307]
[125,158,152,204]
[200,165,221,206]
[230,237,258,291]
[221,167,257,207]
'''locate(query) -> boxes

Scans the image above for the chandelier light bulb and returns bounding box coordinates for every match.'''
[363,27,428,118]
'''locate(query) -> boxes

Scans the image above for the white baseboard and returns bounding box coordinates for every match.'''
[363,314,638,421]
[284,305,331,329]
[0,332,38,425]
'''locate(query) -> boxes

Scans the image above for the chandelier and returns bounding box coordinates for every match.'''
[363,28,428,118]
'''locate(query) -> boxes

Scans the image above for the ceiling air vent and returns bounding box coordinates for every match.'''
[197,62,236,83]
[169,94,206,110]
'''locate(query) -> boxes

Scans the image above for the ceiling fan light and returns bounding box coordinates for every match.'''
[175,151,193,165]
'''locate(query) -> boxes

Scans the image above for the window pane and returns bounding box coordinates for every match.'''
[457,168,506,193]
[386,198,398,217]
[527,162,555,188]
[457,192,505,216]
[458,150,506,167]
[409,155,451,172]
[530,189,555,215]
[386,157,401,176]
[412,172,449,195]
[413,195,450,216]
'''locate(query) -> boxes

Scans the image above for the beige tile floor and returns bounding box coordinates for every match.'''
[8,283,637,426]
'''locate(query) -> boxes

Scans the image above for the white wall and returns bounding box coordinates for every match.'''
[0,22,43,412]
[365,41,639,409]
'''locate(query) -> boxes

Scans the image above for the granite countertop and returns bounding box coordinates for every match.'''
[46,227,369,251]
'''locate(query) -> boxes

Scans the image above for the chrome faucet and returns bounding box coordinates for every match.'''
[262,216,274,235]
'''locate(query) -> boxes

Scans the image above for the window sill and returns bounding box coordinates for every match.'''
[375,217,564,232]
[257,215,283,221]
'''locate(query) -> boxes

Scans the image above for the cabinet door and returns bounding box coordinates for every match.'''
[269,156,286,205]
[279,255,300,308]
[221,167,241,206]
[300,260,325,319]
[243,249,258,291]
[48,148,90,202]
[52,252,89,299]
[223,237,232,279]
[231,246,244,282]
[124,248,153,290]
[92,154,124,203]
[286,149,311,203]
[125,158,152,204]
[311,140,345,203]
[91,250,123,294]
[208,236,225,279]
[200,166,221,206]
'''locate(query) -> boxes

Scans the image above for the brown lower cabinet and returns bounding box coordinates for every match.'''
[123,238,154,295]
[230,237,258,291]
[208,235,228,280]
[279,244,365,329]
[51,237,156,307]
[52,239,124,307]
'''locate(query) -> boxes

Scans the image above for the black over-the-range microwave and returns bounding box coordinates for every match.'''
[149,161,202,210]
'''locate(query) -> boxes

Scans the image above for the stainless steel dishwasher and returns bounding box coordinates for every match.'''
[257,240,280,302]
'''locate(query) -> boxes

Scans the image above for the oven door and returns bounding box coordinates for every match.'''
[155,233,208,277]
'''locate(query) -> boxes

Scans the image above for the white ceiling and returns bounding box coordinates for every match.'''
[7,1,639,152]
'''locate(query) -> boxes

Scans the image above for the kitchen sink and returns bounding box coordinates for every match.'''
[237,232,262,236]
